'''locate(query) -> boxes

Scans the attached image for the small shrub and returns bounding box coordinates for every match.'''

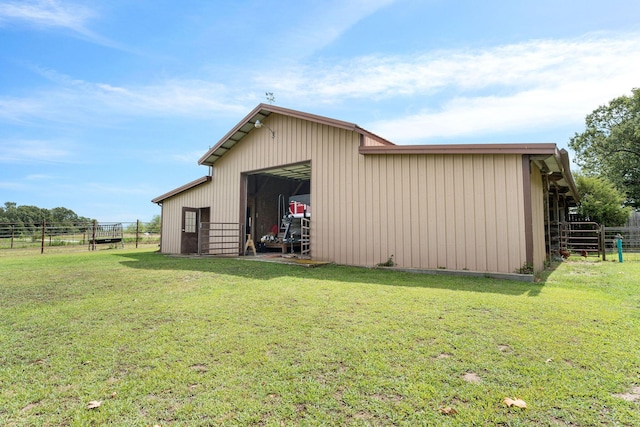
[515,263,534,274]
[377,255,394,267]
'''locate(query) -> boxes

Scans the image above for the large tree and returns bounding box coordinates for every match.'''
[574,174,631,226]
[569,88,640,208]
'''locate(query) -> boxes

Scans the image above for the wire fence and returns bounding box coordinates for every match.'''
[0,220,160,254]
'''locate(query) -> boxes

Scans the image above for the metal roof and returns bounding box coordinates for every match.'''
[155,105,579,205]
[197,104,394,166]
[151,175,211,204]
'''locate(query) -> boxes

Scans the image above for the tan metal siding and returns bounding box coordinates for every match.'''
[530,164,546,272]
[159,181,213,253]
[309,146,527,273]
[335,153,528,274]
[160,111,530,274]
[362,135,387,146]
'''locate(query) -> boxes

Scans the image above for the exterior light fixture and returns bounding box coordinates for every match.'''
[254,119,275,139]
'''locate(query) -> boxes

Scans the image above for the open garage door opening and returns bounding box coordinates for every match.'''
[242,162,311,256]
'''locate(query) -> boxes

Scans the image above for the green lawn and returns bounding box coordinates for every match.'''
[1,249,639,426]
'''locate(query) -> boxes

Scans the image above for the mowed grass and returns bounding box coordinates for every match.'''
[1,249,639,426]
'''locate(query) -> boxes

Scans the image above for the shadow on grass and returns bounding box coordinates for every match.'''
[115,251,544,297]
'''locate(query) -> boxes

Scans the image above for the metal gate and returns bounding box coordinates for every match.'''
[559,221,603,257]
[198,222,241,255]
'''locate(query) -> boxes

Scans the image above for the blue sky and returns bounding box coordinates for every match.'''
[1,0,639,222]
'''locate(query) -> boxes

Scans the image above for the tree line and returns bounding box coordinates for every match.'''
[1,202,161,235]
[0,202,94,227]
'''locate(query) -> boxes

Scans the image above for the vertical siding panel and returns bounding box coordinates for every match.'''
[483,156,497,272]
[517,158,527,267]
[398,156,406,265]
[493,156,508,272]
[505,155,523,272]
[473,155,487,272]
[321,124,331,261]
[416,156,427,267]
[334,128,343,263]
[505,155,519,271]
[296,118,303,164]
[378,156,389,263]
[387,156,400,265]
[354,139,364,265]
[444,156,456,269]
[329,127,338,262]
[530,164,546,271]
[290,116,297,163]
[427,156,438,268]
[398,156,411,266]
[362,154,373,266]
[387,157,398,263]
[453,156,466,269]
[315,122,324,260]
[329,126,338,262]
[409,156,420,267]
[434,156,446,268]
[280,116,288,165]
[310,122,319,259]
[316,123,324,261]
[461,155,476,270]
[293,117,300,164]
[341,130,352,264]
[370,156,381,264]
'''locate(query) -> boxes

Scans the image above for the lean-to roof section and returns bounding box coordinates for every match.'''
[151,176,211,204]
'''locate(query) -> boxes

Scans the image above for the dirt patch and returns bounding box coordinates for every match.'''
[613,386,640,402]
[435,352,453,359]
[21,402,38,412]
[463,372,481,383]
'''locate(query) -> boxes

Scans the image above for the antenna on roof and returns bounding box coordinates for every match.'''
[265,92,275,104]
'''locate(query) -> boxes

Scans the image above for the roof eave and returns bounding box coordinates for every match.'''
[198,104,394,166]
[359,143,559,155]
[151,175,211,204]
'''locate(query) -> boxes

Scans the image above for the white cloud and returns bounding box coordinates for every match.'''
[3,30,640,143]
[0,0,132,50]
[254,32,640,142]
[0,67,248,125]
[0,139,74,163]
[0,0,93,31]
[273,0,398,58]
[0,180,26,190]
[0,97,45,122]
[259,33,640,101]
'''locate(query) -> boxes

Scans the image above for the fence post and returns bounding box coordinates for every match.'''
[601,224,606,261]
[91,220,97,251]
[136,219,140,249]
[41,220,45,254]
[11,224,14,249]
